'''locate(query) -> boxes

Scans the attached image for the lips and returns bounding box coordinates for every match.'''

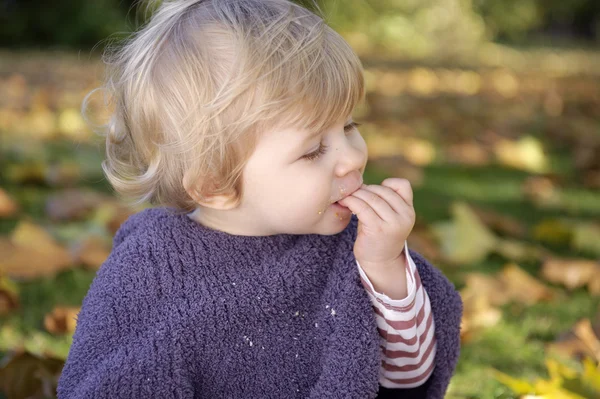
[331,181,362,205]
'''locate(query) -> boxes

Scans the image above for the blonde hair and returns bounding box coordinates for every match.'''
[86,0,364,212]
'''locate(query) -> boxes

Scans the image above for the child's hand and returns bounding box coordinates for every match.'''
[337,178,415,271]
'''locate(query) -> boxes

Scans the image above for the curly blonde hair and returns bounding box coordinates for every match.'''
[85,0,364,212]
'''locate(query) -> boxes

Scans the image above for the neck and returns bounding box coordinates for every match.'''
[187,206,274,236]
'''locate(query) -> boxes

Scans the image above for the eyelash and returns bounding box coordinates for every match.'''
[302,122,362,161]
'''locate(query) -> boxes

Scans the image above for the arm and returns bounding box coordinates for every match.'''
[358,241,436,389]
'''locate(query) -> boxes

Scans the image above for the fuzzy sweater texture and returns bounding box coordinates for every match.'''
[57,207,462,399]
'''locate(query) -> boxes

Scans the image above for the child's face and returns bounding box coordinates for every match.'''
[238,116,367,235]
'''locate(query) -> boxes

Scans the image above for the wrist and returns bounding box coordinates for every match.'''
[358,255,409,300]
[357,248,406,272]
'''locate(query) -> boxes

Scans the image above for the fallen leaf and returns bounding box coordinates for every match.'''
[0,188,19,218]
[494,136,548,173]
[43,306,80,335]
[460,289,502,343]
[45,189,112,221]
[431,201,497,265]
[461,263,556,308]
[71,235,112,270]
[573,319,600,362]
[547,318,600,363]
[541,258,600,294]
[462,272,510,306]
[0,221,73,280]
[522,176,561,207]
[500,263,557,305]
[532,219,574,246]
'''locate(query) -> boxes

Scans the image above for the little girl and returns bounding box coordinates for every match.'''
[57,1,462,398]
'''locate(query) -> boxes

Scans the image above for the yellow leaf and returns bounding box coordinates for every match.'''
[581,357,600,390]
[494,136,548,173]
[532,219,573,246]
[492,369,536,394]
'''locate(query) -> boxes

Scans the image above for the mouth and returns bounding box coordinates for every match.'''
[331,182,362,205]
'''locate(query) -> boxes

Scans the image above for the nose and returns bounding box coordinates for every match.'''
[334,135,367,178]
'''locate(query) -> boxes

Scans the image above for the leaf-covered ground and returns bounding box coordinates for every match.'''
[1,48,600,398]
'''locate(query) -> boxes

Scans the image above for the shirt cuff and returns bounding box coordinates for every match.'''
[356,241,417,308]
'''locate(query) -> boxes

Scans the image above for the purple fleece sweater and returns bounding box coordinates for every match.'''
[57,207,462,399]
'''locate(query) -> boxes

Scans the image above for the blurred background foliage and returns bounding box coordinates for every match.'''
[1,0,599,55]
[1,1,600,399]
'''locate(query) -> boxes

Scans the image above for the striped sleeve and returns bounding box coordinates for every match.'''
[356,241,437,389]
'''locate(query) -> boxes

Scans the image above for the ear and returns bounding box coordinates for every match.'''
[183,174,239,210]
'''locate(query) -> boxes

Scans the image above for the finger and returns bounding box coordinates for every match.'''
[381,178,413,207]
[337,194,383,227]
[360,184,409,215]
[349,188,397,222]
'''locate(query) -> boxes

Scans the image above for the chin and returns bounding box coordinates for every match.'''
[317,216,352,236]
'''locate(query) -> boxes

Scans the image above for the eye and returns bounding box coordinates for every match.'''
[302,143,329,161]
[344,121,361,133]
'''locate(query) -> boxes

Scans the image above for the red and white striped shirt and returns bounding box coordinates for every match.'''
[357,241,436,389]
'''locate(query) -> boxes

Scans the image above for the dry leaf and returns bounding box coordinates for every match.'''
[45,189,111,221]
[500,263,557,305]
[460,289,502,343]
[547,318,600,363]
[461,264,556,308]
[71,235,111,270]
[541,258,600,294]
[43,306,80,335]
[0,221,73,280]
[462,273,511,306]
[0,188,19,218]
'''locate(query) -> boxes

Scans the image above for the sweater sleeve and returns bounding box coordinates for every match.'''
[357,241,436,389]
[57,247,196,399]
